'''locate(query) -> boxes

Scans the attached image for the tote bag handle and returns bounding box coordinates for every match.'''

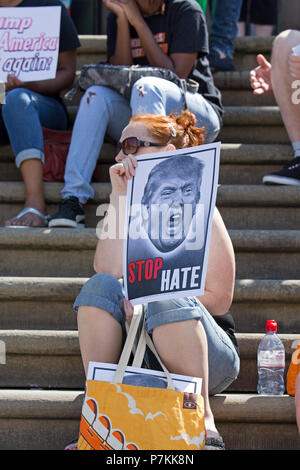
[112,305,176,390]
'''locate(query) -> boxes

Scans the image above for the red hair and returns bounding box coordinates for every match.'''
[129,110,206,149]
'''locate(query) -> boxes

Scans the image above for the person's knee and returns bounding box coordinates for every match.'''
[82,85,115,108]
[132,77,163,100]
[2,88,32,116]
[80,272,123,301]
[273,29,300,57]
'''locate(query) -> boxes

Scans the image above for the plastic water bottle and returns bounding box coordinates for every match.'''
[257,320,285,395]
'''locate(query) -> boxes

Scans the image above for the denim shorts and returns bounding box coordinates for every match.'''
[74,273,240,395]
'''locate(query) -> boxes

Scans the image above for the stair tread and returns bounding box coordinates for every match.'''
[0,389,295,423]
[0,142,293,163]
[0,329,298,354]
[76,34,274,53]
[0,227,299,250]
[1,182,300,205]
[0,34,298,451]
[1,277,300,301]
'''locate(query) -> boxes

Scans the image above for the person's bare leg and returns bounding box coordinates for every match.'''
[271,29,300,143]
[5,158,47,227]
[254,24,274,37]
[237,21,246,37]
[152,319,219,439]
[77,306,123,376]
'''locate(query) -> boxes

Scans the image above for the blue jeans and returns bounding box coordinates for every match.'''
[0,88,68,167]
[209,0,243,59]
[74,273,240,395]
[62,77,221,204]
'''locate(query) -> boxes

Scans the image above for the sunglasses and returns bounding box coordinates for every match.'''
[117,137,162,155]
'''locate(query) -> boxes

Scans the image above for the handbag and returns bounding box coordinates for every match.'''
[77,305,206,451]
[65,63,199,104]
[42,127,101,182]
[42,127,72,182]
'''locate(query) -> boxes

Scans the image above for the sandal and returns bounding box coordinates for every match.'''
[4,207,49,228]
[204,436,225,450]
[64,438,78,450]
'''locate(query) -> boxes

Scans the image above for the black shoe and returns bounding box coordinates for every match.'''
[208,50,235,72]
[49,196,85,228]
[262,157,300,186]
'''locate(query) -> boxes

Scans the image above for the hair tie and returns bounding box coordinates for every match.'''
[168,123,177,137]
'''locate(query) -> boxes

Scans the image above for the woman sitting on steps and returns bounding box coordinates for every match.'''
[68,110,240,450]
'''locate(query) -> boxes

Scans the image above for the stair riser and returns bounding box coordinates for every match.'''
[0,300,78,330]
[2,203,300,230]
[232,302,300,334]
[0,415,298,450]
[220,89,276,107]
[1,249,299,279]
[0,355,287,392]
[218,423,300,451]
[233,53,271,71]
[220,126,289,144]
[221,207,300,230]
[0,162,285,186]
[1,299,300,333]
[0,337,296,392]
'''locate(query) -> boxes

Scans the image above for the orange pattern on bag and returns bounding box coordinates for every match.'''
[287,342,300,396]
[78,380,206,450]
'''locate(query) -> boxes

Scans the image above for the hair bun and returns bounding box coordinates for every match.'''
[175,110,197,130]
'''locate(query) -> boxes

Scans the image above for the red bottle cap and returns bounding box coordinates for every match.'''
[266,320,277,332]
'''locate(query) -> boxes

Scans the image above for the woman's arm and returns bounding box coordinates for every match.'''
[103,0,132,65]
[94,155,137,277]
[197,207,235,316]
[5,48,77,95]
[106,0,196,78]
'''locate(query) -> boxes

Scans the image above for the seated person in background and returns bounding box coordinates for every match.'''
[238,0,278,37]
[250,29,300,185]
[3,0,80,228]
[48,0,223,229]
[74,110,240,450]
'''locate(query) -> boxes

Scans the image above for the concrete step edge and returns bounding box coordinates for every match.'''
[1,277,300,302]
[0,276,88,300]
[1,182,300,207]
[0,389,295,424]
[65,105,284,127]
[76,35,274,54]
[0,227,299,251]
[0,143,293,165]
[0,330,298,357]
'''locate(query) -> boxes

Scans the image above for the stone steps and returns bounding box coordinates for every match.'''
[1,182,300,229]
[1,277,300,333]
[0,389,298,450]
[66,104,290,144]
[0,34,299,451]
[0,329,299,393]
[1,227,300,279]
[0,143,292,185]
[214,71,276,107]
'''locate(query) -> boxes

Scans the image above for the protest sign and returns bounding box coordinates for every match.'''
[123,142,221,305]
[0,6,61,82]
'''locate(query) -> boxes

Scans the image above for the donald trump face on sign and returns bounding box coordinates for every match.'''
[141,155,204,253]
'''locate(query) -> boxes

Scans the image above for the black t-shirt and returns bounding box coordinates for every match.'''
[213,312,239,355]
[16,0,81,52]
[106,0,223,123]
